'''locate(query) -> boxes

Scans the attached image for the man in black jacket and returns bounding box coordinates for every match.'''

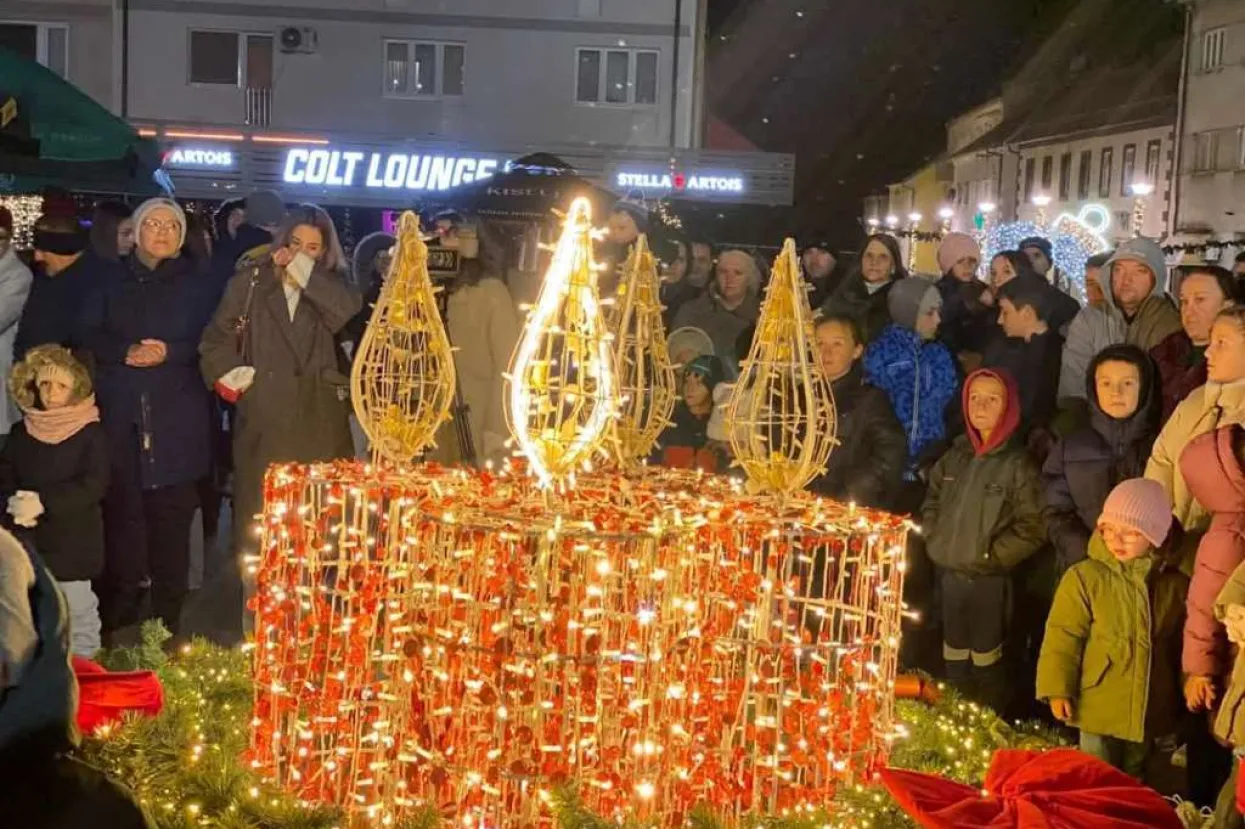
[986,276,1064,448]
[17,215,114,362]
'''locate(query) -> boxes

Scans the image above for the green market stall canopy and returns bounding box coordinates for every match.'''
[0,47,165,195]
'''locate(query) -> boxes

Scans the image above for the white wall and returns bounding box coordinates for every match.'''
[1,0,114,110]
[124,0,700,148]
[1176,0,1245,235]
[1014,125,1174,241]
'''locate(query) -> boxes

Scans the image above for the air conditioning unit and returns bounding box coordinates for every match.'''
[279,26,318,54]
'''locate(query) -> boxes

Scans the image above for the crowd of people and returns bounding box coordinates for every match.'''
[648,219,1245,822]
[6,189,1245,822]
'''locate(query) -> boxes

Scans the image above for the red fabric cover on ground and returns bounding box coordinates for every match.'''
[72,656,164,733]
[1237,756,1245,816]
[879,748,1183,829]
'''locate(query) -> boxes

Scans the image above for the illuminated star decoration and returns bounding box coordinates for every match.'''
[982,204,1112,304]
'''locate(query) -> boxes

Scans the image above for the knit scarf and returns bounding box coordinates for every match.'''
[20,394,99,445]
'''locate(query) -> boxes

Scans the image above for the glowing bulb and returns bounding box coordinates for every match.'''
[1031,193,1052,207]
[1130,181,1154,196]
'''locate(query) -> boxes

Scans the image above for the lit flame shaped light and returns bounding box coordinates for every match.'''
[505,197,616,486]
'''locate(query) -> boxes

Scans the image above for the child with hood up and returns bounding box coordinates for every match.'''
[0,345,108,658]
[922,367,1047,711]
[1036,478,1187,778]
[653,355,727,472]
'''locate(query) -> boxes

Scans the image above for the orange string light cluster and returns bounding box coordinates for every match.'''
[249,460,908,826]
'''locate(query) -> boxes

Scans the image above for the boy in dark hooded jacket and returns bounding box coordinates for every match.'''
[1043,345,1161,572]
[923,367,1047,711]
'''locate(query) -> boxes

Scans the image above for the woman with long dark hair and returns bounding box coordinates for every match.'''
[820,233,906,344]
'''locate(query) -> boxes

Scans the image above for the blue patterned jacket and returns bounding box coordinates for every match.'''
[864,323,959,476]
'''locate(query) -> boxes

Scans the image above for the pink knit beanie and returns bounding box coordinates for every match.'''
[1099,478,1172,547]
[937,232,981,275]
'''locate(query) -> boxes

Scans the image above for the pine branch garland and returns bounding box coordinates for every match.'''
[80,627,1065,829]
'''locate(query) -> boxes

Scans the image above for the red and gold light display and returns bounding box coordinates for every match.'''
[249,461,908,826]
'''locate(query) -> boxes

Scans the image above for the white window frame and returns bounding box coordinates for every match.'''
[574,47,659,107]
[187,29,242,87]
[382,40,464,99]
[1194,131,1220,172]
[1236,127,1245,170]
[0,20,69,77]
[1203,26,1226,72]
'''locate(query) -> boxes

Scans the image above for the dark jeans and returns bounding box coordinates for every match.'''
[1079,732,1147,778]
[99,472,199,637]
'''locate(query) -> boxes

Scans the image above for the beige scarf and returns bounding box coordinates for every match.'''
[21,394,100,445]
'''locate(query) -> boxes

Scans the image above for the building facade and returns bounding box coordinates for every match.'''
[123,0,703,149]
[0,0,115,110]
[1175,0,1245,237]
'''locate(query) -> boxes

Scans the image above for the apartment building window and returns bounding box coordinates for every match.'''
[1023,157,1036,202]
[1077,149,1093,199]
[384,41,464,98]
[0,21,68,77]
[1238,128,1245,169]
[1144,139,1162,184]
[189,30,240,85]
[1203,26,1226,72]
[1120,143,1137,195]
[1194,131,1220,172]
[1058,152,1072,201]
[1099,147,1113,197]
[575,47,658,105]
[1040,155,1053,190]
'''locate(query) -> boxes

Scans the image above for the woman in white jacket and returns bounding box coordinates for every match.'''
[0,209,33,436]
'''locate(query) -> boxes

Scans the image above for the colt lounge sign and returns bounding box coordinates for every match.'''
[283,148,503,191]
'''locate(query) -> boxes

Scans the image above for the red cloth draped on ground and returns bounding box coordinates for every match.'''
[879,748,1183,829]
[72,656,164,733]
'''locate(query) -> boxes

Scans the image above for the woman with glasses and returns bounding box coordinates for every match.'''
[80,197,215,643]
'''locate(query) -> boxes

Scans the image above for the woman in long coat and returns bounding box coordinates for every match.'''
[199,204,361,571]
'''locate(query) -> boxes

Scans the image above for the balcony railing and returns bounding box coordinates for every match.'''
[245,87,272,127]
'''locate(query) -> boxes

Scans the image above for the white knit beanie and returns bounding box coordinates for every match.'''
[133,197,187,249]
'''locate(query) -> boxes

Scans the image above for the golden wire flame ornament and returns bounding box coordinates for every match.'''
[609,233,677,467]
[724,237,837,493]
[505,197,616,487]
[350,211,456,463]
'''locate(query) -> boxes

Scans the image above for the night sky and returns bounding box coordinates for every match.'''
[701,0,1183,248]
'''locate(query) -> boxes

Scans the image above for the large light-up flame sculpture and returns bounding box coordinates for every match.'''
[505,197,616,486]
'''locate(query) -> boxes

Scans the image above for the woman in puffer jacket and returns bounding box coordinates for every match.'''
[1043,345,1161,571]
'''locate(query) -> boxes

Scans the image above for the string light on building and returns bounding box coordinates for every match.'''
[884,214,899,233]
[1030,193,1052,227]
[937,205,954,234]
[1129,181,1154,237]
[905,212,922,270]
[0,195,43,249]
[866,216,880,231]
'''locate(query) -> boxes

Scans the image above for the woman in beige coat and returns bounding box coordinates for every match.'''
[1146,308,1245,562]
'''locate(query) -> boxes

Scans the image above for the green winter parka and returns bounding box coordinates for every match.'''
[1035,533,1188,742]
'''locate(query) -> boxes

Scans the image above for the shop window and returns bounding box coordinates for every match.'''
[575,47,659,106]
[1077,149,1092,200]
[384,40,464,98]
[0,21,68,77]
[1040,155,1053,190]
[189,30,240,85]
[1203,27,1226,72]
[1099,147,1113,197]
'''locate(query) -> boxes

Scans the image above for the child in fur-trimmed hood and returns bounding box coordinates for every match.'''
[0,345,108,657]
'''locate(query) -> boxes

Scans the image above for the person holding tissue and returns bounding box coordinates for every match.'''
[0,345,108,657]
[81,198,214,642]
[199,204,360,639]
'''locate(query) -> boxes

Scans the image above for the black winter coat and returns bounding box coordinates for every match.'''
[809,365,907,509]
[0,422,108,582]
[1042,354,1160,570]
[80,254,214,489]
[936,275,998,356]
[820,275,894,344]
[982,330,1063,431]
[14,252,116,361]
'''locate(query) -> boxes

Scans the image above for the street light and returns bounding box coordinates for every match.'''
[885,214,899,228]
[866,216,880,229]
[1130,181,1154,235]
[1031,193,1052,226]
[937,205,954,220]
[1130,181,1154,197]
[978,201,997,214]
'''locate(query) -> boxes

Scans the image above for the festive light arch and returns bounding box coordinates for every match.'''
[981,204,1113,304]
